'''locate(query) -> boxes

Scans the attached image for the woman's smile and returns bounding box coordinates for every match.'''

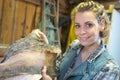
[79,37,89,41]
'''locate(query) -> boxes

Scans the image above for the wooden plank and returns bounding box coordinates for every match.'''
[17,0,41,6]
[0,0,15,44]
[0,44,9,57]
[0,0,42,56]
[0,0,3,24]
[0,0,3,43]
[23,3,36,36]
[35,6,41,29]
[0,0,4,56]
[13,0,40,40]
[0,0,3,21]
[12,1,26,41]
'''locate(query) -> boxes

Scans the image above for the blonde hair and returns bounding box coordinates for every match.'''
[71,1,110,38]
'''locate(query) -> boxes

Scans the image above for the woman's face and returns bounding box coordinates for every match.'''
[74,11,104,46]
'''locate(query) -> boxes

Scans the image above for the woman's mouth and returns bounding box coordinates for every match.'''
[79,37,89,41]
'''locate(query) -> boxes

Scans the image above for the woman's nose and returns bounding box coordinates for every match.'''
[79,27,86,35]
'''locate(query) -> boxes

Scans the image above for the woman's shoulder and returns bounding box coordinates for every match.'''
[93,57,120,80]
[102,50,120,69]
[99,52,120,74]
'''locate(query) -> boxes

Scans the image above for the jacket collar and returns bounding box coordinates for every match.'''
[87,41,106,63]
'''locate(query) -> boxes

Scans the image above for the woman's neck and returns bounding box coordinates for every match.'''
[83,38,101,53]
[81,39,101,62]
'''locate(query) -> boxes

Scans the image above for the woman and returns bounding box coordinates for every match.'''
[41,1,120,80]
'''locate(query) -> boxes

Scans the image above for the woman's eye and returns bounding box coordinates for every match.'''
[75,25,81,29]
[86,23,93,28]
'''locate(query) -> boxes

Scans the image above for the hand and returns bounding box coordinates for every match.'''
[41,66,52,80]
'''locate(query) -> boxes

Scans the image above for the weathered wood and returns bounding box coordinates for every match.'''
[0,0,8,57]
[0,0,42,57]
[17,0,41,6]
[13,1,26,41]
[0,0,42,43]
[0,0,15,44]
[0,0,3,42]
[0,0,3,20]
[0,44,9,59]
[23,3,36,36]
[35,7,41,28]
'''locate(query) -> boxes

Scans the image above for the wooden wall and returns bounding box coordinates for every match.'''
[0,0,42,57]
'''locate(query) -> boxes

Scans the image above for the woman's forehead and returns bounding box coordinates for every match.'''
[75,11,96,18]
[74,11,97,22]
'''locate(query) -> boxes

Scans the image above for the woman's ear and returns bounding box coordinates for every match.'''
[99,19,105,31]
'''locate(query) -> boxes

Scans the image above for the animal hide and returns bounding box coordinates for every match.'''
[0,29,61,80]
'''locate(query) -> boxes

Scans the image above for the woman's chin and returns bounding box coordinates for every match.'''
[80,41,90,47]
